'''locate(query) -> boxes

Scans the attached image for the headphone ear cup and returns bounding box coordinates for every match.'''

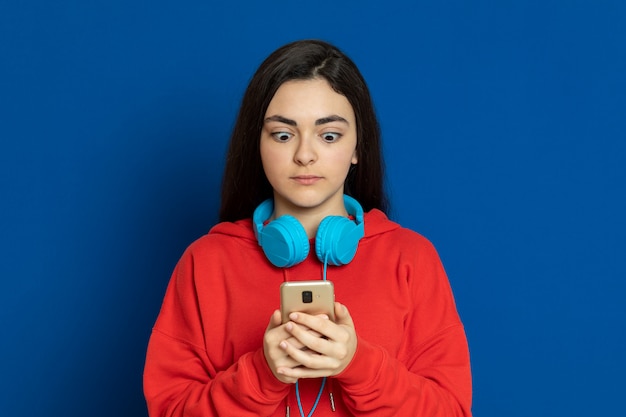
[260,215,309,267]
[315,216,361,266]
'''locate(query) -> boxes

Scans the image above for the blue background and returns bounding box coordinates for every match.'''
[1,1,624,416]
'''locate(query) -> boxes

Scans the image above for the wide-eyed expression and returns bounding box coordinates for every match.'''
[260,78,358,219]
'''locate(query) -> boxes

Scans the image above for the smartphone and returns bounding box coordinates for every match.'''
[280,281,335,323]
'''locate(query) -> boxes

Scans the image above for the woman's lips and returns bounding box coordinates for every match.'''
[292,175,322,185]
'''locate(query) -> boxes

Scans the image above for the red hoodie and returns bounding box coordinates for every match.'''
[144,209,472,416]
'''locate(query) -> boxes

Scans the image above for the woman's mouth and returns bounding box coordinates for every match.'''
[292,175,322,185]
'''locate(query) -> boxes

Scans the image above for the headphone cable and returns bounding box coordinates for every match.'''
[294,255,330,417]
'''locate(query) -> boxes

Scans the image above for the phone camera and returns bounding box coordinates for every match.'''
[301,290,313,303]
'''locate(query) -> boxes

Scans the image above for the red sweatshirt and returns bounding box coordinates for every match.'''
[144,209,472,416]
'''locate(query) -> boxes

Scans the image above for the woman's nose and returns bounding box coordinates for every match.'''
[293,136,317,165]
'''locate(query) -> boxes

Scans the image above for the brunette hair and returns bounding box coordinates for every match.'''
[219,39,388,222]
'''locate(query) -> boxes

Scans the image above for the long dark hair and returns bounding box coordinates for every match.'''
[219,39,388,222]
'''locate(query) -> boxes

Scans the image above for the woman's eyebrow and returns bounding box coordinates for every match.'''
[264,115,296,126]
[264,114,349,126]
[315,115,349,125]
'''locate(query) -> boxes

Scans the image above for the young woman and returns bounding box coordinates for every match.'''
[144,40,472,417]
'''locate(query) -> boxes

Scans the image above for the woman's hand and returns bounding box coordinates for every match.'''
[264,310,301,384]
[263,310,328,384]
[275,302,357,380]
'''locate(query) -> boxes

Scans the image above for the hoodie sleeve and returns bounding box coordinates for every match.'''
[143,245,290,417]
[335,236,473,417]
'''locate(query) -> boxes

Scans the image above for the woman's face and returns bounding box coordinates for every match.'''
[260,78,358,218]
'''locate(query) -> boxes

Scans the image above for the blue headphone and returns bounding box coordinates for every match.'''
[253,195,365,268]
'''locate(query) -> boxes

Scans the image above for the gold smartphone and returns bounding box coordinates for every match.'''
[280,281,335,323]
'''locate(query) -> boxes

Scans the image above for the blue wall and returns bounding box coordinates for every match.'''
[1,1,624,416]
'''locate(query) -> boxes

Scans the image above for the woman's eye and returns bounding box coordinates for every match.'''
[321,132,341,142]
[271,132,292,142]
